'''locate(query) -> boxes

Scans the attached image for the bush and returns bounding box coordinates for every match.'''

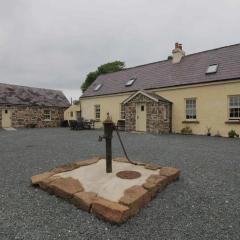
[206,127,211,136]
[181,126,192,135]
[228,129,239,138]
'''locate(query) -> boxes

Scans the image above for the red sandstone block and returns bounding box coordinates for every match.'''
[92,197,130,224]
[38,175,61,194]
[31,171,55,185]
[51,163,79,174]
[159,167,180,182]
[144,163,162,170]
[75,157,101,167]
[119,185,151,216]
[49,177,84,199]
[143,174,168,198]
[72,192,97,212]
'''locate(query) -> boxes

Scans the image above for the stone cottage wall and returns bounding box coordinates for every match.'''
[146,101,171,134]
[0,105,66,128]
[124,94,172,134]
[125,102,136,131]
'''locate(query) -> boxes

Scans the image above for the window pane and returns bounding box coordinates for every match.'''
[120,104,125,119]
[95,105,100,119]
[94,84,102,91]
[206,64,218,74]
[229,96,240,119]
[186,98,196,119]
[44,110,51,120]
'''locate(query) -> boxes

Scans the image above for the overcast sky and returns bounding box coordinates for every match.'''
[0,0,240,101]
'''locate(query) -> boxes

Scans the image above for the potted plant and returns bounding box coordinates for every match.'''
[181,126,192,135]
[206,127,211,136]
[228,129,239,138]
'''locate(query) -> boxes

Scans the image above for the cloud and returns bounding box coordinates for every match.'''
[0,0,240,100]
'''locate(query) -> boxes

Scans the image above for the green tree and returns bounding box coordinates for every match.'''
[81,61,125,92]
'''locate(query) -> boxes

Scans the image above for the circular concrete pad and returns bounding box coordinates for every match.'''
[116,170,141,179]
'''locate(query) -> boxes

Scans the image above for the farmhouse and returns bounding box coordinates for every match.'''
[80,43,240,137]
[0,83,70,128]
[64,104,81,121]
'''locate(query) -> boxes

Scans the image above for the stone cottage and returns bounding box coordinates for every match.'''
[0,83,70,128]
[122,90,172,134]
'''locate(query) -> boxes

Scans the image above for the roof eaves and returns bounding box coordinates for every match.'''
[80,77,240,99]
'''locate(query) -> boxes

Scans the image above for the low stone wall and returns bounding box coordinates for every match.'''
[0,105,66,128]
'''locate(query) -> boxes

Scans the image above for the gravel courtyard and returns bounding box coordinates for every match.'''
[0,128,239,240]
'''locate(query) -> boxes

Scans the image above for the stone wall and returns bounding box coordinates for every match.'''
[0,105,66,128]
[125,102,136,132]
[146,102,171,134]
[124,93,172,134]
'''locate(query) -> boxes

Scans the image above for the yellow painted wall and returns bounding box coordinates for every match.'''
[80,80,240,136]
[64,105,81,120]
[81,94,131,128]
[156,81,240,137]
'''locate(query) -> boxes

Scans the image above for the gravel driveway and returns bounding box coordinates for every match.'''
[0,128,239,240]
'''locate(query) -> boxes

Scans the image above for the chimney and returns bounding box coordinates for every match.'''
[172,42,185,63]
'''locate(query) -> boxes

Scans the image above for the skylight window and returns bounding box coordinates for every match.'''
[206,64,218,74]
[125,78,136,87]
[94,83,102,91]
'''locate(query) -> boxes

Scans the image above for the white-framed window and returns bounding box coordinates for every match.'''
[70,111,73,117]
[94,105,100,120]
[120,104,125,119]
[229,95,240,119]
[44,110,51,121]
[185,98,196,120]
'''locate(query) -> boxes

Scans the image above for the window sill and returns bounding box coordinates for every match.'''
[95,119,101,122]
[182,120,200,124]
[225,120,240,124]
[44,119,52,122]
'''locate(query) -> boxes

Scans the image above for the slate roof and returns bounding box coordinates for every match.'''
[0,83,70,107]
[81,43,240,98]
[145,91,172,103]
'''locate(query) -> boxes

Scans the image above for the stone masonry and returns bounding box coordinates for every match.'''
[31,157,180,224]
[125,93,172,134]
[0,105,66,128]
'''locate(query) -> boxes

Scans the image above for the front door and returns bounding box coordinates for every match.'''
[136,103,146,131]
[2,109,12,128]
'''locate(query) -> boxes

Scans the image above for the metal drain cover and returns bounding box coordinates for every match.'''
[116,170,141,179]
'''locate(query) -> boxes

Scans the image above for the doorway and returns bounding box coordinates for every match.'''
[136,103,146,131]
[2,109,12,128]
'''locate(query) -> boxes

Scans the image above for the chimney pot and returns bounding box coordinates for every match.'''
[172,42,185,63]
